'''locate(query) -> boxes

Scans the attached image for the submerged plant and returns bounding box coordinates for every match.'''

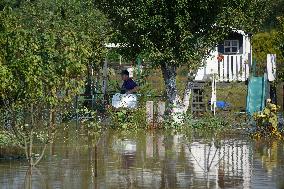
[107,106,147,130]
[252,99,283,140]
[181,113,232,139]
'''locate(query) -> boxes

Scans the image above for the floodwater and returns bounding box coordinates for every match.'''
[1,129,284,189]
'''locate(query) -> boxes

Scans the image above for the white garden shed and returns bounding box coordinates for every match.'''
[195,30,252,82]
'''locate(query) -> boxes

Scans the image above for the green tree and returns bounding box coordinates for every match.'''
[276,17,284,81]
[95,0,271,109]
[252,31,283,75]
[0,0,109,166]
[263,0,284,30]
[252,0,284,80]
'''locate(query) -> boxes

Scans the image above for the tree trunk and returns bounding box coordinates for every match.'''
[183,81,192,112]
[83,63,93,108]
[160,63,180,107]
[183,72,195,112]
[161,63,187,123]
[161,63,197,122]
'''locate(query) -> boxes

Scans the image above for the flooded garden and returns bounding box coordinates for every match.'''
[2,0,284,188]
[1,127,284,189]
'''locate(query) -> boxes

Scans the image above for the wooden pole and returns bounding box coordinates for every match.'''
[282,85,284,111]
[157,101,166,123]
[95,144,98,177]
[102,58,108,101]
[136,57,141,83]
[146,101,154,124]
[75,95,79,129]
[91,65,94,109]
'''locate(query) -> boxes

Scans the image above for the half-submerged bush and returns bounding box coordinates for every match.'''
[251,100,283,140]
[107,107,147,130]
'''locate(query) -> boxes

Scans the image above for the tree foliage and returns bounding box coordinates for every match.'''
[251,0,284,80]
[96,0,270,66]
[0,0,109,166]
[95,0,271,104]
[276,17,284,81]
[252,31,283,75]
[0,0,109,107]
[263,0,284,30]
[252,3,284,80]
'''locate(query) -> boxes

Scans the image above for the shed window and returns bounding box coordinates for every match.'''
[224,40,239,54]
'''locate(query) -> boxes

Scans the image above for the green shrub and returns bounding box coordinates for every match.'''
[107,107,147,130]
[0,131,15,147]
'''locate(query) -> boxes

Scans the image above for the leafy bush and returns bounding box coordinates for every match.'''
[252,100,283,140]
[176,113,234,143]
[107,107,147,130]
[0,130,17,147]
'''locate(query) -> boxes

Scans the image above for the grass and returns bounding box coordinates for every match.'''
[215,82,247,111]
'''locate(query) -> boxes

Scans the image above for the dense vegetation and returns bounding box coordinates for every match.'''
[1,0,284,166]
[0,0,109,107]
[0,0,109,166]
[252,0,284,79]
[95,0,271,106]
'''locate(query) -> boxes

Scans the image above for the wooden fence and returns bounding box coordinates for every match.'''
[217,54,249,82]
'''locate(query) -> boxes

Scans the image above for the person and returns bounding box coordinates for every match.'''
[120,70,138,94]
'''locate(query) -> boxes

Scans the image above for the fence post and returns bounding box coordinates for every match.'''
[75,95,79,129]
[136,57,141,82]
[91,65,95,109]
[157,101,166,123]
[102,58,108,101]
[146,101,154,124]
[224,56,228,81]
[267,54,276,82]
[220,60,224,82]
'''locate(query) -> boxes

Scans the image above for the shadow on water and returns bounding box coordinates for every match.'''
[1,128,284,189]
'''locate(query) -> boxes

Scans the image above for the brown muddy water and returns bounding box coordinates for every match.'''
[1,129,284,189]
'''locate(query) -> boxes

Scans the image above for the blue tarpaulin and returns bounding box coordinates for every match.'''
[216,101,229,109]
[208,100,230,109]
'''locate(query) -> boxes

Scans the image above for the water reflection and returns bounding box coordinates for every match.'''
[1,130,284,189]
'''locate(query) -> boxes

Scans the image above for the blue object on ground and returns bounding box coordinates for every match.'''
[216,101,229,109]
[246,74,269,116]
[208,100,230,109]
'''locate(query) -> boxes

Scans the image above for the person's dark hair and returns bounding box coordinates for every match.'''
[121,70,129,76]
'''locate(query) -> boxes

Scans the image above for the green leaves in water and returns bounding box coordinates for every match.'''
[174,112,236,146]
[0,0,110,165]
[107,107,147,130]
[76,107,102,131]
[252,102,283,140]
